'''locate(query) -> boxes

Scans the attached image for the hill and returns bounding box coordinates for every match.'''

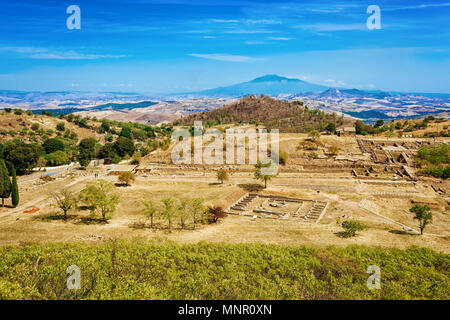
[186,74,329,97]
[0,110,109,145]
[176,94,347,133]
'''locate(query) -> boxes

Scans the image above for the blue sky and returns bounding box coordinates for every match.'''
[0,0,449,94]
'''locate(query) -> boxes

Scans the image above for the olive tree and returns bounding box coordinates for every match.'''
[51,189,76,220]
[216,169,229,184]
[141,199,159,228]
[254,159,279,189]
[79,180,119,221]
[410,204,433,235]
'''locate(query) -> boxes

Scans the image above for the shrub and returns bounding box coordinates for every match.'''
[13,109,23,115]
[56,122,65,132]
[279,150,289,166]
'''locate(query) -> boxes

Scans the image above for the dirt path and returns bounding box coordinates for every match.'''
[0,175,94,220]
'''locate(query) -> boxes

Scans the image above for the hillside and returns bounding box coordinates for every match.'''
[0,110,110,145]
[176,94,348,133]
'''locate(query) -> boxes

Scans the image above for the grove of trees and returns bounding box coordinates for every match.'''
[140,198,225,231]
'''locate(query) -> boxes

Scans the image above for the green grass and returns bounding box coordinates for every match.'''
[0,239,448,300]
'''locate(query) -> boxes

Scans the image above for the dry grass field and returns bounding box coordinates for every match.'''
[1,130,449,253]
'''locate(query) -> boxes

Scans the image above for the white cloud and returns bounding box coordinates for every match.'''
[384,2,450,11]
[324,79,347,87]
[295,24,366,31]
[224,29,275,34]
[1,46,127,60]
[188,53,264,62]
[30,52,127,60]
[246,19,282,25]
[212,19,239,23]
[268,37,294,41]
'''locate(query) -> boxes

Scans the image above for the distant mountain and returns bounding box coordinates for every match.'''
[185,75,329,97]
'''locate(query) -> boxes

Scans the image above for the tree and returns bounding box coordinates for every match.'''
[51,189,76,220]
[141,200,159,228]
[43,138,65,154]
[177,198,191,229]
[308,129,321,142]
[113,137,135,158]
[254,159,278,188]
[99,120,110,133]
[118,171,135,186]
[130,152,141,165]
[216,169,229,184]
[410,205,433,235]
[11,167,19,207]
[79,180,119,221]
[374,120,384,128]
[48,150,69,166]
[37,157,47,170]
[0,159,11,207]
[341,220,366,237]
[161,197,175,231]
[2,141,42,174]
[77,137,97,167]
[208,206,227,223]
[191,198,206,229]
[325,122,336,134]
[98,143,117,159]
[119,126,132,139]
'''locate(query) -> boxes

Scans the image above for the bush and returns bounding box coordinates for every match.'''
[417,144,449,165]
[56,122,65,132]
[279,150,289,166]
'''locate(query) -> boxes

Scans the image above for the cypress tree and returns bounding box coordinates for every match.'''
[11,167,19,207]
[0,159,11,207]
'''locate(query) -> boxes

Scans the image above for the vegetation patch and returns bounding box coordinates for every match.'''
[0,240,448,300]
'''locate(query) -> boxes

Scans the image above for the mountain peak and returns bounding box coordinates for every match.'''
[249,74,300,83]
